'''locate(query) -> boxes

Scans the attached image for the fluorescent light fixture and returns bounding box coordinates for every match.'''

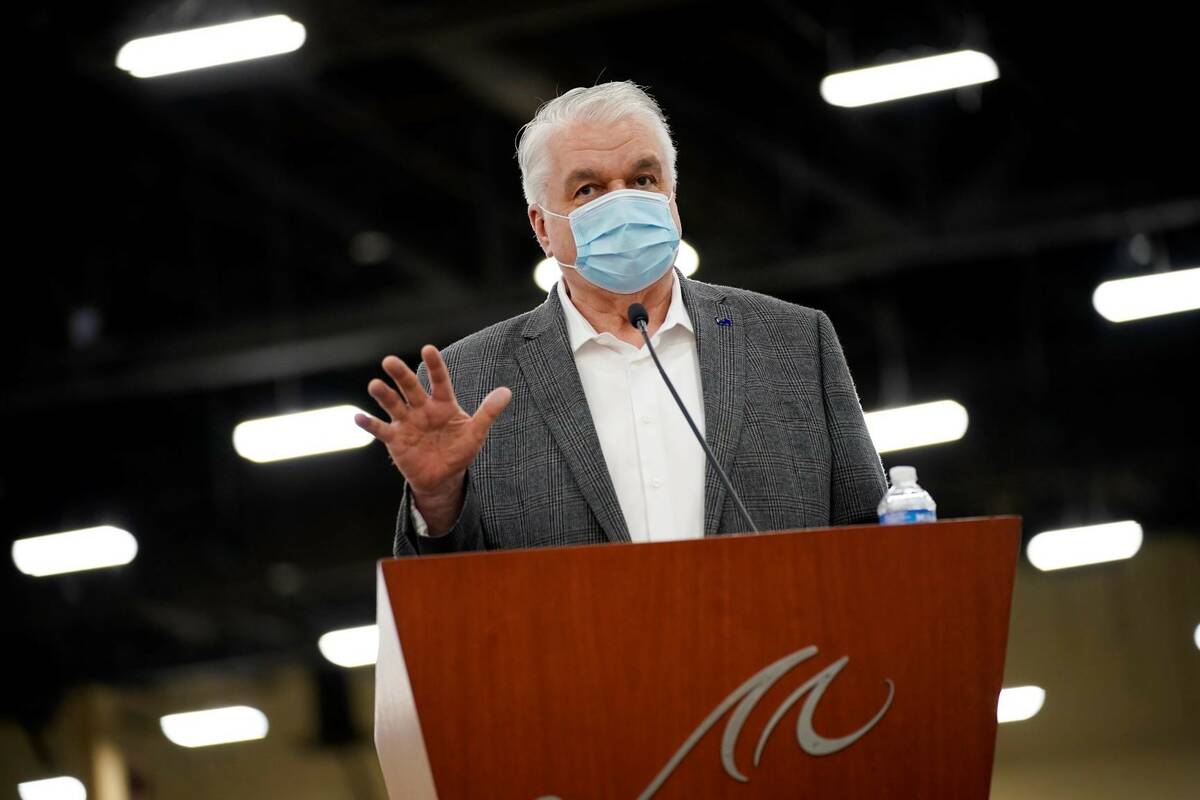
[532,240,700,292]
[18,777,86,800]
[12,526,137,578]
[160,705,268,748]
[318,624,379,668]
[1027,521,1143,571]
[1092,266,1200,322]
[1194,623,1200,650]
[821,49,999,108]
[997,685,1044,723]
[233,405,372,463]
[116,14,306,78]
[863,400,969,453]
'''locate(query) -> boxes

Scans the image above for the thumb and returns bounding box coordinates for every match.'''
[471,386,513,434]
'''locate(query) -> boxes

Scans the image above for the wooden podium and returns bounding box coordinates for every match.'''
[374,517,1021,799]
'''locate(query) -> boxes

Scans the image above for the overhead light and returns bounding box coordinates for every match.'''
[17,777,86,800]
[12,526,137,578]
[160,706,269,748]
[863,400,969,453]
[116,14,306,78]
[820,49,999,108]
[531,239,700,292]
[1092,266,1200,322]
[675,241,700,276]
[318,624,379,668]
[233,405,372,463]
[997,686,1044,723]
[1194,623,1200,651]
[533,257,560,293]
[1026,521,1143,571]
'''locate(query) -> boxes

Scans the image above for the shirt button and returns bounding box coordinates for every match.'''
[640,415,653,424]
[650,478,663,489]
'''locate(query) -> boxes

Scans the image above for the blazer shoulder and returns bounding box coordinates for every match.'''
[688,277,827,326]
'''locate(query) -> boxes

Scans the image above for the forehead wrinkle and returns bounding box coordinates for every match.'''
[562,152,664,186]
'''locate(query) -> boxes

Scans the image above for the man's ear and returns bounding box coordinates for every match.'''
[528,203,552,256]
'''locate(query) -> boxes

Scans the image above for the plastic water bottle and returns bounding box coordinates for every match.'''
[877,466,937,524]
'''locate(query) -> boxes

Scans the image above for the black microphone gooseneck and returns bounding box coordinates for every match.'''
[627,303,759,534]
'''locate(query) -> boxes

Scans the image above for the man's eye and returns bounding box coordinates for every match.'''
[575,185,594,198]
[635,175,657,187]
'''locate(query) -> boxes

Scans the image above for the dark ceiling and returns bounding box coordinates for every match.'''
[5,0,1198,728]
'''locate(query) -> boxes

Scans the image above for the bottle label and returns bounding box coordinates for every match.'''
[879,509,937,525]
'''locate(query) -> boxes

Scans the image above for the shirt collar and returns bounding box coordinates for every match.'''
[556,271,695,353]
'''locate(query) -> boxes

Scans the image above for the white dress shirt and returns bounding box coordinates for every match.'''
[415,273,707,542]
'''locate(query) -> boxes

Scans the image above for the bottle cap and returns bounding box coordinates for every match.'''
[889,465,917,485]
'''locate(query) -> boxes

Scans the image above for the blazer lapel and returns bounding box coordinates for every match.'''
[680,274,747,535]
[515,289,632,544]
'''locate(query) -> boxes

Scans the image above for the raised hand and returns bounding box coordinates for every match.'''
[355,345,512,531]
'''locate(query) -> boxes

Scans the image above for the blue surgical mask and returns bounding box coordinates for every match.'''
[540,188,680,294]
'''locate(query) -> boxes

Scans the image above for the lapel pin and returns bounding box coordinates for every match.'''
[715,316,733,326]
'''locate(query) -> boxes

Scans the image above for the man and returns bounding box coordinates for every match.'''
[354,81,886,557]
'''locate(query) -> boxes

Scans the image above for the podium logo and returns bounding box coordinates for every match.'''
[538,646,894,800]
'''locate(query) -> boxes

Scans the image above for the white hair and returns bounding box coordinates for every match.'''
[516,81,678,208]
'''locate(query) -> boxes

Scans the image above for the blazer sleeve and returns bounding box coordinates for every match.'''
[817,310,887,525]
[393,468,485,557]
[390,361,487,557]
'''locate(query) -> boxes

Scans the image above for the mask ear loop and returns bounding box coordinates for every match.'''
[538,204,570,221]
[530,203,577,274]
[540,205,580,271]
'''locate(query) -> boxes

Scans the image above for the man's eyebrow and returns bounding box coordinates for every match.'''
[630,156,663,172]
[564,167,602,190]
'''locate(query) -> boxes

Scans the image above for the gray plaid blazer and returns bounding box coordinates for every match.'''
[392,270,886,557]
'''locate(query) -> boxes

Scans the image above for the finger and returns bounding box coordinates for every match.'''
[471,386,513,435]
[381,356,427,409]
[422,345,456,403]
[354,412,393,442]
[368,378,408,422]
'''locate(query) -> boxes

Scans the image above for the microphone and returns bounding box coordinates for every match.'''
[627,303,759,533]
